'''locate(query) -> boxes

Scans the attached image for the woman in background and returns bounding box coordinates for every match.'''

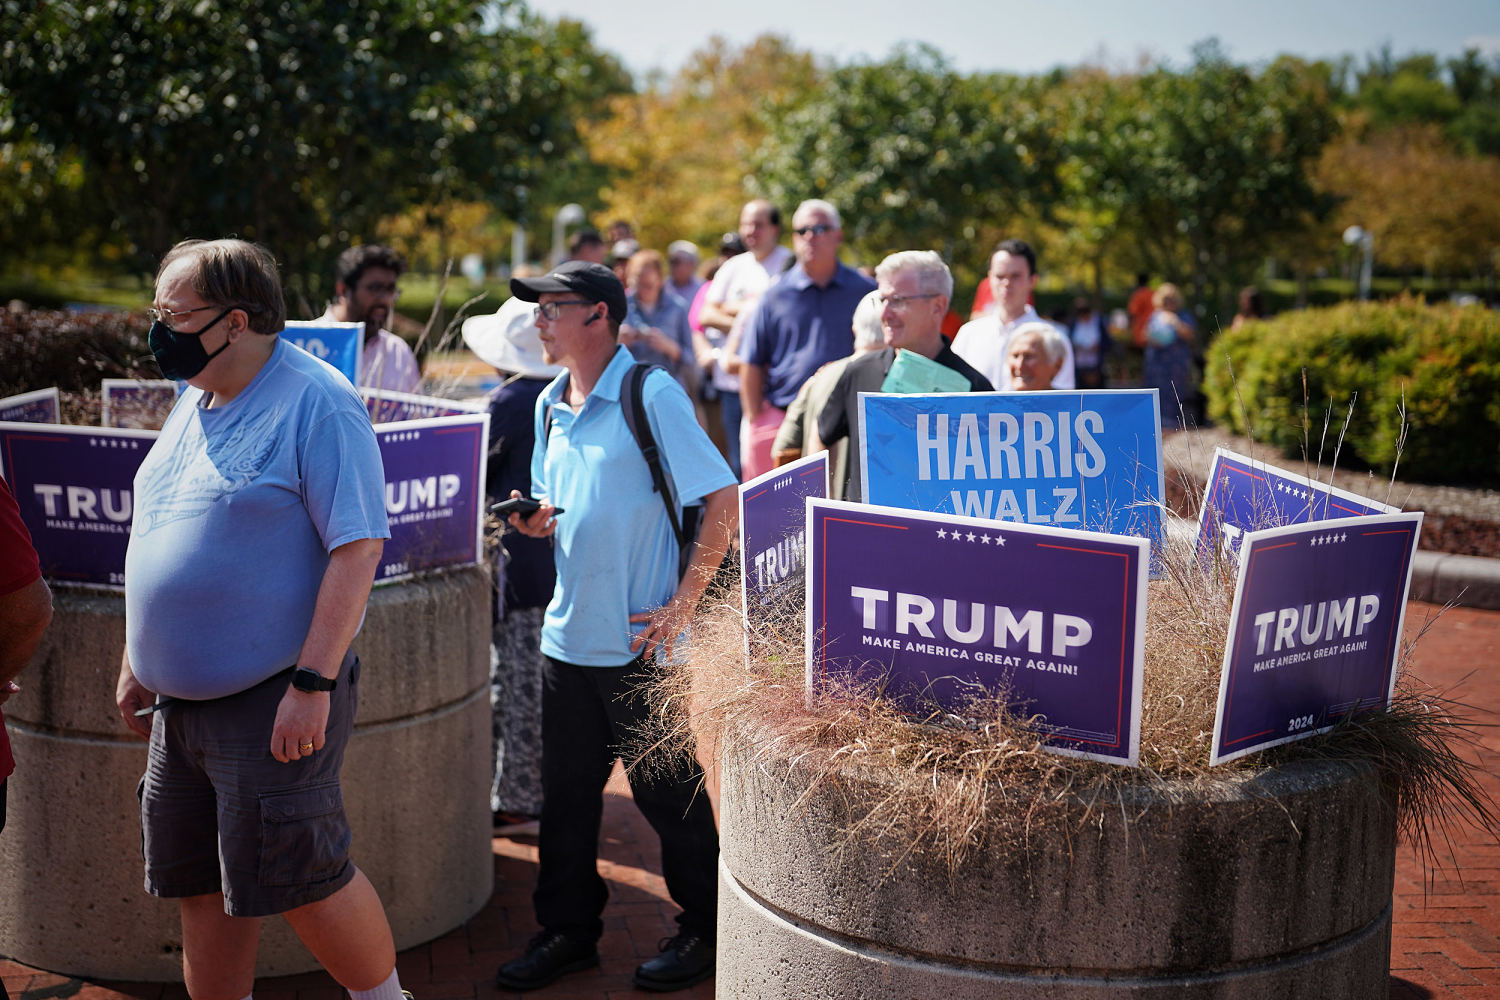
[1143,282,1196,430]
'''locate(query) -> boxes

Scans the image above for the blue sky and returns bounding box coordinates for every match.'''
[523,0,1500,79]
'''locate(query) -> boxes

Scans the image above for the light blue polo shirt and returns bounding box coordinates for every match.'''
[532,346,736,666]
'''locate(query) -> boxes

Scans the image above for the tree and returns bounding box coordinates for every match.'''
[750,45,1060,267]
[0,0,628,299]
[1316,123,1500,280]
[1073,45,1341,325]
[577,34,821,252]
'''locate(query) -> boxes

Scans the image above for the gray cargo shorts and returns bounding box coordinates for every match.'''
[138,652,360,917]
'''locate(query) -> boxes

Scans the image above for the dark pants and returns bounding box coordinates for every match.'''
[535,655,719,943]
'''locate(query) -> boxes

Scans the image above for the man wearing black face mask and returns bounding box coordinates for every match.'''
[118,239,406,1000]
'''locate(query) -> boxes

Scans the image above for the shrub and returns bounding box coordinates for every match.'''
[0,308,157,423]
[1204,296,1500,487]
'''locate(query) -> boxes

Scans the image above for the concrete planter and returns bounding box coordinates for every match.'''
[0,567,492,980]
[717,734,1396,999]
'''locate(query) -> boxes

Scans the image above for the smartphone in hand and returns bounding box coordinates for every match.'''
[488,497,564,517]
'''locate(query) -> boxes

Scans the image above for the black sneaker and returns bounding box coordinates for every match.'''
[494,930,599,991]
[632,931,715,992]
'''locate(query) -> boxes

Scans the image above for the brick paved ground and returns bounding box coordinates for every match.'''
[1389,602,1500,999]
[4,599,1496,999]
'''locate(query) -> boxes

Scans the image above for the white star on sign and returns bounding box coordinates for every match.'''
[936,529,948,539]
[981,535,992,544]
[994,534,1006,547]
[966,531,977,542]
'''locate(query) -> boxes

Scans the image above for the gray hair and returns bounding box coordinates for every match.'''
[158,238,286,335]
[1009,321,1067,366]
[850,289,885,350]
[793,198,842,230]
[875,250,953,301]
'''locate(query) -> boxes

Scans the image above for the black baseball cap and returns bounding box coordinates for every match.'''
[509,260,627,325]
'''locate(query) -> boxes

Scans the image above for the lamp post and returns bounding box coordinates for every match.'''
[551,203,586,267]
[510,185,529,278]
[1342,225,1373,301]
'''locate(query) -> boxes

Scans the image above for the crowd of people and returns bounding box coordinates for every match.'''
[0,201,1247,998]
[451,198,1233,991]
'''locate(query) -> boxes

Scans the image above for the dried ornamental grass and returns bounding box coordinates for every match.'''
[629,525,1495,880]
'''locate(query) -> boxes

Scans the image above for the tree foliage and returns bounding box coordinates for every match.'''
[1069,45,1341,322]
[578,34,821,251]
[1316,124,1500,277]
[0,0,628,299]
[751,45,1060,266]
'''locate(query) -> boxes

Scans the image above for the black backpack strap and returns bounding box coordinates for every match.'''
[621,363,687,550]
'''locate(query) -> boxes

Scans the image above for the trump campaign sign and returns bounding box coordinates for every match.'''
[283,320,362,386]
[0,421,155,588]
[0,388,61,424]
[858,390,1164,566]
[362,387,485,425]
[739,454,827,650]
[101,378,179,429]
[1211,511,1423,765]
[806,498,1148,765]
[374,413,489,585]
[1196,448,1397,565]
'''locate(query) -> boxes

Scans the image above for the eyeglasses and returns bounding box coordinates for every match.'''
[794,224,834,237]
[533,299,596,321]
[148,304,234,335]
[148,304,218,325]
[876,293,940,311]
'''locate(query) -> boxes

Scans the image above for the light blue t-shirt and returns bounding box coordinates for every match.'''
[532,346,736,666]
[126,337,390,699]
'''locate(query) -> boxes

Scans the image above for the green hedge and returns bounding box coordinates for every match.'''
[1204,296,1500,487]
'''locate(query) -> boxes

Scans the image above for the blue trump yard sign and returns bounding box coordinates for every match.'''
[1210,511,1422,765]
[858,390,1164,560]
[1195,447,1397,566]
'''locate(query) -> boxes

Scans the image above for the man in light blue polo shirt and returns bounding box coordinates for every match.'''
[496,260,737,994]
[736,198,875,480]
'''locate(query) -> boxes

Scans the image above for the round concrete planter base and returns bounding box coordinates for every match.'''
[1,568,493,980]
[716,736,1395,999]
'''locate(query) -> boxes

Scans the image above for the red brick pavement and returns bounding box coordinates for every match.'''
[4,599,1497,999]
[1390,602,1500,1000]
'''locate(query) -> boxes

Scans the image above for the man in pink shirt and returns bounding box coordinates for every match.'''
[321,244,423,394]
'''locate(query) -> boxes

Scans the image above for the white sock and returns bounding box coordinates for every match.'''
[348,968,403,1000]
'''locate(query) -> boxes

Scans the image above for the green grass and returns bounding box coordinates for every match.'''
[390,274,510,325]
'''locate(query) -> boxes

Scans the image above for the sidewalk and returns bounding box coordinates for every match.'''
[4,599,1496,1000]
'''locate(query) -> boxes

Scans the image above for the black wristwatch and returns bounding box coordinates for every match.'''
[291,667,337,693]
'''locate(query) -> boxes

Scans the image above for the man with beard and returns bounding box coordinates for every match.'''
[320,244,422,394]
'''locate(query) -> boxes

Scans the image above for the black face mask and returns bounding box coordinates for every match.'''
[148,307,234,380]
